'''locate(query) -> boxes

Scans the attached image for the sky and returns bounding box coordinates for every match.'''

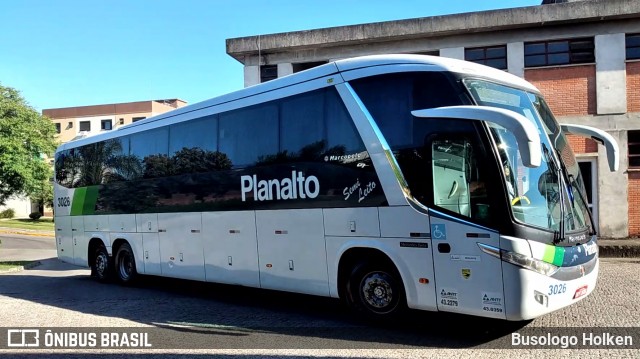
[1,0,541,112]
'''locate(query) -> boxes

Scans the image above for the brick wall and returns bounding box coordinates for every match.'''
[629,172,640,237]
[628,62,640,236]
[566,134,598,154]
[628,62,640,113]
[525,65,596,116]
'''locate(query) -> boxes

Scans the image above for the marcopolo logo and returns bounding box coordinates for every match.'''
[324,153,364,162]
[241,171,320,202]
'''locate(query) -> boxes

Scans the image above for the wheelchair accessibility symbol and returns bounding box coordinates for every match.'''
[431,224,447,240]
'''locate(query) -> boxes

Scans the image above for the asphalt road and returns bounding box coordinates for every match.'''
[0,233,57,261]
[0,234,638,357]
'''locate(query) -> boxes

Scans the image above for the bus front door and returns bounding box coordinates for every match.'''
[430,214,505,319]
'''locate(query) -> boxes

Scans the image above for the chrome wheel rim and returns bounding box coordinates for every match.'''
[95,252,108,276]
[360,271,394,311]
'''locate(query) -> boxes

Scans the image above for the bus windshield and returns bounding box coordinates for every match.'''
[464,79,592,235]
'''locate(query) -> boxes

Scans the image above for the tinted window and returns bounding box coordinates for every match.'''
[219,104,278,167]
[280,91,324,155]
[130,128,169,160]
[55,137,132,188]
[325,89,365,154]
[57,86,382,214]
[55,150,74,187]
[170,116,218,155]
[350,72,465,149]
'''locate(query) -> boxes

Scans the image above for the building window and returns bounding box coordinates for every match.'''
[79,121,90,132]
[292,61,328,73]
[260,65,277,83]
[119,118,125,125]
[524,38,594,67]
[415,51,439,57]
[54,123,61,134]
[132,117,146,122]
[630,130,640,168]
[101,119,112,130]
[465,45,507,70]
[627,34,640,60]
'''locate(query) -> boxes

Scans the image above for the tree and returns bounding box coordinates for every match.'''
[31,178,54,210]
[0,84,57,206]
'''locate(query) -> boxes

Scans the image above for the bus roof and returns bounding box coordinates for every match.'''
[56,54,537,152]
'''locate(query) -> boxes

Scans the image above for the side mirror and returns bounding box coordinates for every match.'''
[412,106,541,168]
[560,124,619,172]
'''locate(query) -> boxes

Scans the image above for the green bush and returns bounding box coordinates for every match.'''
[29,212,42,220]
[0,209,15,219]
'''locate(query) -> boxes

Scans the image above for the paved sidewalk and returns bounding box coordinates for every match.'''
[0,226,638,257]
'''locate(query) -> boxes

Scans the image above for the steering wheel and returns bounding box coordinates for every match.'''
[511,195,531,206]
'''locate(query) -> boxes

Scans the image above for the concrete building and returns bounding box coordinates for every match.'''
[43,99,187,143]
[226,0,640,238]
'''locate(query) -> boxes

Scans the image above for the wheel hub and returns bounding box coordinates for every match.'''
[96,254,107,273]
[119,253,132,280]
[361,273,393,309]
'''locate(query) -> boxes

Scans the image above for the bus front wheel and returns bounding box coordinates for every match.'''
[345,261,406,320]
[115,242,137,284]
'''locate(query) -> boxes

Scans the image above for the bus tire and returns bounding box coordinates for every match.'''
[115,242,137,284]
[91,245,112,283]
[345,260,406,320]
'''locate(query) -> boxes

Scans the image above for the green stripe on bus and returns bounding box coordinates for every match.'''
[542,245,556,264]
[542,245,566,266]
[82,186,98,215]
[70,188,87,216]
[553,246,566,266]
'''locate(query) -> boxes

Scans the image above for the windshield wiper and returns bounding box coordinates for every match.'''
[542,144,564,243]
[554,148,596,236]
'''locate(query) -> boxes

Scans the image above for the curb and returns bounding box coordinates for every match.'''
[0,261,42,274]
[0,229,54,238]
[599,244,640,258]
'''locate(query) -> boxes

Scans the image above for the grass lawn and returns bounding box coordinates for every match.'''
[0,218,54,231]
[0,261,34,271]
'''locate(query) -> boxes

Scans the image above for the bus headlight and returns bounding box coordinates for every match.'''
[477,243,559,277]
[501,250,559,277]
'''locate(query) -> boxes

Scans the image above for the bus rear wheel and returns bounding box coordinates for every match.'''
[345,261,406,320]
[91,245,112,282]
[115,242,137,284]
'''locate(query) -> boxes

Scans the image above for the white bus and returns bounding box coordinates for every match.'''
[54,54,618,321]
